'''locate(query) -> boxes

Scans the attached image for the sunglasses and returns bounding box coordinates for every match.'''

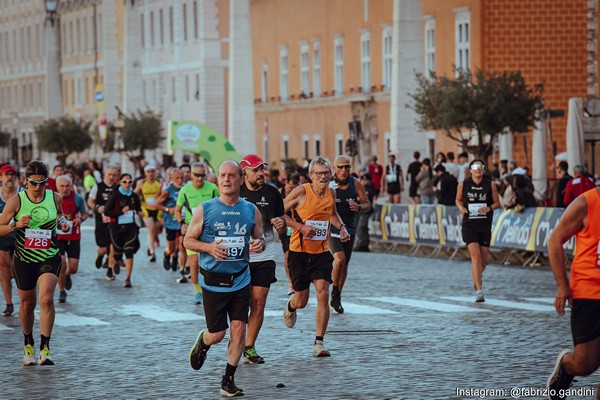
[121,180,133,184]
[336,165,351,170]
[193,173,206,178]
[470,164,485,171]
[28,178,48,186]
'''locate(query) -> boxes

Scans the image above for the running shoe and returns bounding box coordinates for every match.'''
[189,329,209,370]
[2,303,14,316]
[95,254,103,269]
[177,275,188,283]
[171,254,179,271]
[147,249,152,256]
[330,292,344,314]
[106,268,115,281]
[243,346,265,364]
[163,253,171,271]
[113,261,120,275]
[23,344,36,366]
[38,345,54,365]
[194,292,203,305]
[150,253,156,263]
[475,291,485,303]
[123,278,132,288]
[312,340,331,357]
[283,301,296,328]
[65,274,72,291]
[220,375,244,397]
[58,291,67,303]
[547,349,574,400]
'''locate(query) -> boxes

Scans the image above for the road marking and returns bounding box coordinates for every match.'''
[442,296,555,312]
[33,309,110,327]
[0,323,14,331]
[120,304,200,322]
[364,297,488,313]
[307,298,398,314]
[522,297,555,304]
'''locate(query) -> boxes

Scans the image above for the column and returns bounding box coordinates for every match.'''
[123,0,143,113]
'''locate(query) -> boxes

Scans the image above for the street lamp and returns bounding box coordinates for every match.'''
[45,0,59,27]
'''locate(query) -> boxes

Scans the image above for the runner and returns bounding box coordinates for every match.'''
[282,156,350,357]
[279,172,300,295]
[175,162,219,304]
[134,164,162,262]
[328,155,371,314]
[104,173,144,288]
[455,159,499,303]
[0,160,70,366]
[156,168,184,273]
[0,164,19,316]
[55,175,88,303]
[239,154,286,364]
[547,186,600,399]
[87,165,119,280]
[186,160,265,397]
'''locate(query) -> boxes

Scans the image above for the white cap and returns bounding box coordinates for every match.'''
[144,164,156,172]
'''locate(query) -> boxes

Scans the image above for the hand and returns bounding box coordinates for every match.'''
[250,238,264,253]
[459,207,468,215]
[210,239,228,260]
[270,217,285,230]
[72,218,81,227]
[478,207,490,215]
[97,206,105,214]
[554,285,572,316]
[300,224,317,239]
[17,215,32,228]
[59,223,70,232]
[340,226,350,242]
[348,199,360,212]
[122,206,130,212]
[138,211,145,218]
[181,223,188,235]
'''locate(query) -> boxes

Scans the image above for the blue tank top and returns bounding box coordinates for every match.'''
[198,197,256,292]
[163,183,181,231]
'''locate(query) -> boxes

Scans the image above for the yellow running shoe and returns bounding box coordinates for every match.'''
[23,344,36,366]
[38,345,54,366]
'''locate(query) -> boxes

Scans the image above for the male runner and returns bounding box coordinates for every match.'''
[156,168,184,272]
[0,164,19,316]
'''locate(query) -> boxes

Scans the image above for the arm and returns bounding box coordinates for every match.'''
[74,194,89,226]
[133,179,143,195]
[455,182,467,214]
[353,178,371,213]
[87,184,98,211]
[183,204,227,260]
[54,193,70,232]
[270,190,287,236]
[329,188,350,242]
[399,168,404,191]
[156,189,173,213]
[0,195,29,236]
[548,196,587,316]
[103,192,121,217]
[486,182,501,213]
[281,185,317,238]
[249,207,266,253]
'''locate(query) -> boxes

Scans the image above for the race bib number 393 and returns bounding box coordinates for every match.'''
[220,236,245,261]
[24,229,51,250]
[306,220,329,241]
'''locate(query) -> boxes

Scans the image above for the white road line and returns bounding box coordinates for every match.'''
[364,297,489,313]
[307,298,398,314]
[0,323,14,331]
[120,304,200,322]
[522,297,555,304]
[33,309,110,327]
[442,296,555,312]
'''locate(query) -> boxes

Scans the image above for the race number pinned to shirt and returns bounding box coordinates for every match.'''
[24,229,51,250]
[57,221,73,235]
[386,173,398,183]
[146,197,157,207]
[468,203,487,219]
[118,210,134,224]
[102,214,111,223]
[219,236,245,261]
[306,220,329,241]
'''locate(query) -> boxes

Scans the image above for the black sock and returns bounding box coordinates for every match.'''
[244,345,252,351]
[200,337,210,351]
[332,285,339,296]
[225,363,237,379]
[40,334,50,350]
[287,301,296,312]
[315,336,324,343]
[23,332,34,346]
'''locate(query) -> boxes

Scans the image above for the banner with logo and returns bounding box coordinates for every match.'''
[381,204,411,243]
[436,205,464,247]
[490,208,538,251]
[410,204,440,245]
[167,120,241,169]
[533,207,575,255]
[369,204,384,240]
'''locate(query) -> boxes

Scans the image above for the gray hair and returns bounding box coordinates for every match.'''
[56,174,72,185]
[574,165,586,175]
[191,162,207,172]
[333,155,350,165]
[309,156,332,174]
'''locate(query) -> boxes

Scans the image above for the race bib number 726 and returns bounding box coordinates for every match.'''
[24,229,51,250]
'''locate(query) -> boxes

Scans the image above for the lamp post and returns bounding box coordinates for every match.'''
[44,0,59,26]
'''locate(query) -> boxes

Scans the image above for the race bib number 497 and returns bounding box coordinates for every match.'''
[219,236,245,261]
[24,229,51,250]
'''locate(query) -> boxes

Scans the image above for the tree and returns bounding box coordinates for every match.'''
[35,117,93,165]
[408,68,542,160]
[119,109,164,170]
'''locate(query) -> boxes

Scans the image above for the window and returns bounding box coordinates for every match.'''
[360,32,371,92]
[279,46,288,100]
[425,17,436,75]
[159,9,164,46]
[384,132,391,156]
[22,84,26,109]
[85,77,89,104]
[312,40,320,97]
[282,135,289,159]
[455,9,470,73]
[76,76,83,106]
[193,0,198,40]
[20,27,24,62]
[302,134,309,159]
[152,78,157,105]
[185,75,190,102]
[171,76,176,102]
[26,26,31,61]
[300,43,310,96]
[91,16,95,51]
[97,13,103,48]
[169,6,174,44]
[83,17,87,53]
[261,62,268,103]
[382,26,392,91]
[150,11,155,47]
[182,3,188,42]
[142,80,147,104]
[195,73,199,101]
[0,33,3,66]
[12,28,16,63]
[334,36,344,95]
[76,19,80,54]
[69,21,74,54]
[37,82,42,109]
[141,13,145,48]
[336,133,344,155]
[314,135,321,157]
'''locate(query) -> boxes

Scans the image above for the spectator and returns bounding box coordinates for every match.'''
[368,156,383,203]
[415,158,435,204]
[444,152,460,179]
[499,159,509,176]
[406,151,421,204]
[382,154,403,204]
[555,161,572,208]
[457,152,469,183]
[433,165,458,206]
[499,174,516,209]
[269,169,284,189]
[508,160,518,174]
[510,174,537,211]
[564,165,595,207]
[434,152,447,169]
[83,169,97,202]
[354,173,375,252]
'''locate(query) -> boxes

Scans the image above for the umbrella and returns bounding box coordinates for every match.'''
[566,98,584,175]
[499,129,513,161]
[531,119,547,201]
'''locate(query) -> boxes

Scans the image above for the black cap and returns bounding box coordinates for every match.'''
[434,165,446,173]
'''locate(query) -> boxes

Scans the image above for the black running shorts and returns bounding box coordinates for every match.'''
[571,299,600,345]
[249,260,277,288]
[202,284,251,333]
[12,253,62,291]
[95,223,111,248]
[56,240,81,259]
[328,235,356,264]
[461,228,491,247]
[0,235,16,252]
[287,250,333,292]
[166,228,181,242]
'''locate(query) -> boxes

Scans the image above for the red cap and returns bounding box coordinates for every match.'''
[0,164,17,175]
[240,154,268,169]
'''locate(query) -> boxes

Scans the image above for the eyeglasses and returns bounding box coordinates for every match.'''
[121,180,133,184]
[470,164,485,171]
[336,165,351,170]
[312,170,331,177]
[193,173,206,178]
[28,178,48,186]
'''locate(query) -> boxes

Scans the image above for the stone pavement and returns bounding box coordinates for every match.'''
[0,222,596,399]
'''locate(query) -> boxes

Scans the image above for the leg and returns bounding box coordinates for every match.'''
[0,251,13,307]
[331,251,347,292]
[562,336,600,376]
[290,287,309,310]
[227,320,247,367]
[37,273,58,338]
[246,286,269,347]
[467,242,484,291]
[394,194,401,204]
[480,246,489,274]
[18,288,36,335]
[189,253,199,284]
[69,258,79,275]
[144,217,156,255]
[313,279,330,337]
[57,255,67,293]
[125,257,133,280]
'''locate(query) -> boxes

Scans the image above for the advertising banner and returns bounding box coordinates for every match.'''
[490,208,539,251]
[410,204,440,245]
[533,207,575,255]
[437,206,464,247]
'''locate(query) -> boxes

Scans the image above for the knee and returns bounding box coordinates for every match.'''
[316,287,329,303]
[210,330,227,344]
[570,356,600,376]
[250,296,267,311]
[334,255,346,268]
[229,321,246,338]
[38,295,54,308]
[21,298,36,312]
[292,292,309,308]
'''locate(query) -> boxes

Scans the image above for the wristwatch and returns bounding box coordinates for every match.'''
[10,221,17,230]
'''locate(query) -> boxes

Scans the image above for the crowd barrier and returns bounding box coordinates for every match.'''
[368,204,574,260]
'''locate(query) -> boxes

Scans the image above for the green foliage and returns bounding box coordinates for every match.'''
[120,109,164,167]
[408,69,542,160]
[35,117,93,164]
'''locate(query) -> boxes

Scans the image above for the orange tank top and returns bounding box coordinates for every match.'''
[289,183,333,254]
[571,188,600,299]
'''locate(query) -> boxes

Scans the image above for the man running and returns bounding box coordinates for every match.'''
[455,159,499,303]
[55,175,88,303]
[328,155,371,314]
[0,164,19,316]
[282,156,350,357]
[175,162,219,304]
[88,165,119,280]
[547,186,600,399]
[0,160,70,366]
[135,165,162,262]
[186,160,265,397]
[156,168,184,273]
[239,155,286,364]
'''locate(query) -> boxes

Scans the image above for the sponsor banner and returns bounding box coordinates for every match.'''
[369,204,384,240]
[436,206,464,247]
[410,204,440,245]
[490,208,538,251]
[383,204,411,243]
[533,207,575,255]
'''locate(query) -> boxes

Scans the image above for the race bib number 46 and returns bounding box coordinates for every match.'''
[306,220,329,241]
[24,229,51,250]
[220,236,245,261]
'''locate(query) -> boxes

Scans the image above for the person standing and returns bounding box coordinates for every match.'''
[354,173,376,252]
[406,151,421,204]
[382,154,403,204]
[135,165,162,262]
[328,156,371,314]
[186,160,265,397]
[367,156,383,203]
[239,154,286,364]
[455,160,500,303]
[547,186,600,399]
[457,152,470,183]
[282,157,350,357]
[433,165,458,206]
[444,151,460,179]
[55,175,88,303]
[415,158,435,205]
[555,161,572,208]
[0,160,70,366]
[0,164,19,316]
[563,165,595,207]
[156,168,184,273]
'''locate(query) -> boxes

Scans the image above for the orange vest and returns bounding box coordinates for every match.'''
[571,188,600,299]
[289,183,333,254]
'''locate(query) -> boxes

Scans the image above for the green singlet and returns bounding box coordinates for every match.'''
[176,182,219,224]
[14,190,59,262]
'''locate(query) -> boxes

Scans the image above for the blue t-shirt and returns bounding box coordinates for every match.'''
[198,197,256,292]
[162,183,181,231]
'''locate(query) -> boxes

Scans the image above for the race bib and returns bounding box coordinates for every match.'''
[102,214,111,223]
[57,221,73,235]
[286,226,293,237]
[386,174,398,183]
[306,220,329,241]
[468,203,487,219]
[146,197,157,207]
[219,236,245,261]
[118,210,134,224]
[24,229,51,250]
